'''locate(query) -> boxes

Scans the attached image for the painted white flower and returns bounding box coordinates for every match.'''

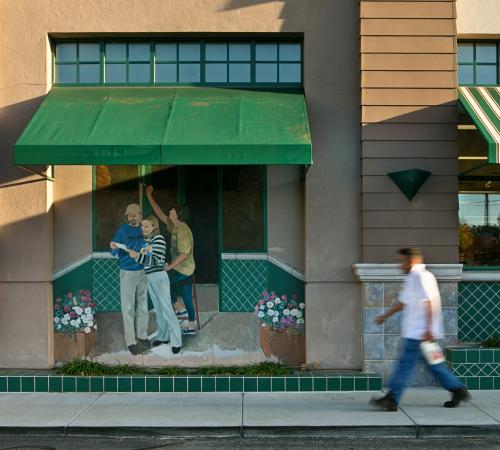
[299,303,305,309]
[261,323,266,327]
[57,324,62,330]
[296,311,303,318]
[267,310,274,317]
[272,316,279,323]
[297,318,304,325]
[266,301,274,308]
[257,311,265,318]
[259,305,265,310]
[93,324,98,330]
[290,309,298,317]
[53,317,60,324]
[75,318,81,326]
[88,321,94,327]
[274,298,281,305]
[283,309,290,316]
[69,320,75,327]
[64,313,70,320]
[73,306,83,315]
[61,318,68,325]
[84,327,91,334]
[84,307,92,315]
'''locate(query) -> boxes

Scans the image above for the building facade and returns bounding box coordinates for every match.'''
[0,0,498,385]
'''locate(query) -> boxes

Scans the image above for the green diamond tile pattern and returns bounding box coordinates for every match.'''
[458,282,500,342]
[220,259,268,312]
[93,258,121,312]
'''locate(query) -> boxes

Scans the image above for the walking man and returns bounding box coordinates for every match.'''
[110,203,150,355]
[369,247,470,411]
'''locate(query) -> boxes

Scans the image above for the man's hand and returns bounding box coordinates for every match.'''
[110,242,118,249]
[164,263,172,271]
[127,249,139,259]
[422,330,434,341]
[374,315,385,325]
[146,185,154,196]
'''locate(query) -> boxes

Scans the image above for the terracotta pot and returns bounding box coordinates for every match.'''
[54,331,96,362]
[259,326,305,366]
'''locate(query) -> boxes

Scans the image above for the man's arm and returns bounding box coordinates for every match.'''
[422,300,433,341]
[374,302,404,325]
[145,186,173,230]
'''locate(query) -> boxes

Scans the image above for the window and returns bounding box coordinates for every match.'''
[459,192,500,266]
[458,42,499,85]
[54,40,302,86]
[94,165,266,280]
[55,42,100,84]
[94,165,140,250]
[222,166,265,251]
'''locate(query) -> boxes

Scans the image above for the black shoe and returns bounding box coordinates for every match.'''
[152,340,170,347]
[128,344,140,355]
[172,346,181,354]
[444,387,471,408]
[137,339,151,352]
[369,392,398,412]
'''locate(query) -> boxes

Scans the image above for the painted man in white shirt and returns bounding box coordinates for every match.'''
[369,247,470,411]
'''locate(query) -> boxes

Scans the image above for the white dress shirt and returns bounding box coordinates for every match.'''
[398,264,444,340]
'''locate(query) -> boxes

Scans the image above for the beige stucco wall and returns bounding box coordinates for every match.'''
[53,166,92,271]
[457,0,500,36]
[0,0,361,368]
[267,166,304,273]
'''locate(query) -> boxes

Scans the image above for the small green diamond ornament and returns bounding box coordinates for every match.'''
[387,168,431,201]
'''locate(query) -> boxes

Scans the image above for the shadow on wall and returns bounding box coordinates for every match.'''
[0,95,50,186]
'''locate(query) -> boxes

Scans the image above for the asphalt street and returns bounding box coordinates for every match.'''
[0,435,500,450]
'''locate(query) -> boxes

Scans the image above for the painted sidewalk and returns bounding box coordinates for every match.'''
[0,389,499,438]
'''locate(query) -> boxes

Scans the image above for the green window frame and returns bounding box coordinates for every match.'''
[53,39,302,88]
[458,41,499,86]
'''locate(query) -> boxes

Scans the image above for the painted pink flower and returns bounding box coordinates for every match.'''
[54,303,61,310]
[281,294,288,301]
[66,292,73,298]
[69,311,77,319]
[63,306,71,312]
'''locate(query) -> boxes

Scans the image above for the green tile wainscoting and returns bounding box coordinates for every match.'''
[447,347,500,390]
[0,371,381,393]
[53,254,305,313]
[458,282,500,342]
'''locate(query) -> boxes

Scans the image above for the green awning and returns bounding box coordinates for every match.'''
[458,86,500,163]
[14,87,312,165]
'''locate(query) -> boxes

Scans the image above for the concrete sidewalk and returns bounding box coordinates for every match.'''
[0,389,499,438]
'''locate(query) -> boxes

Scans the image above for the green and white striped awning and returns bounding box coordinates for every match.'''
[458,86,500,163]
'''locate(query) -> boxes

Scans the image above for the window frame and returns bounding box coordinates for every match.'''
[458,40,500,86]
[53,38,303,89]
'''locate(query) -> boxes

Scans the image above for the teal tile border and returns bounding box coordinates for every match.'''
[0,372,385,393]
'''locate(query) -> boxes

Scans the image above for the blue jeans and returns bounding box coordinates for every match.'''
[168,270,195,322]
[388,338,463,405]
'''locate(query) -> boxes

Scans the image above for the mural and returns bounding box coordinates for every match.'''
[53,165,305,367]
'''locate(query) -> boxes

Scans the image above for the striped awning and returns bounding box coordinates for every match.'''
[458,86,500,163]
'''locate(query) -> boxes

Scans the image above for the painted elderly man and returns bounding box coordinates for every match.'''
[110,203,150,355]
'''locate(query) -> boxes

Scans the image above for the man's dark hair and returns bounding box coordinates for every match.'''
[168,203,189,222]
[398,247,423,259]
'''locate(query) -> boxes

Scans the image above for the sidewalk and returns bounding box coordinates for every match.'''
[0,389,499,438]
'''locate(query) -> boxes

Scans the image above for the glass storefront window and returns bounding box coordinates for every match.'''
[95,165,140,250]
[222,166,265,251]
[459,193,500,266]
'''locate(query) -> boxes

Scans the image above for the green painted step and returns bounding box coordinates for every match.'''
[0,371,382,393]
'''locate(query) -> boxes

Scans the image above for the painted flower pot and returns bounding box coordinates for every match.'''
[259,326,305,366]
[54,330,96,362]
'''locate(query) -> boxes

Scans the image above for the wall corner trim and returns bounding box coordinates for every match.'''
[353,263,463,282]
